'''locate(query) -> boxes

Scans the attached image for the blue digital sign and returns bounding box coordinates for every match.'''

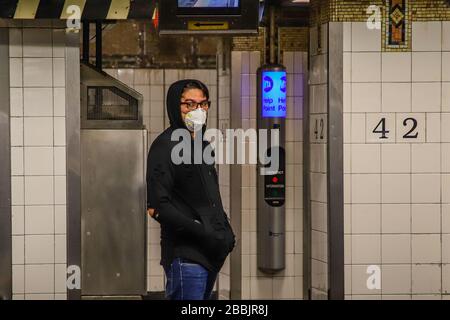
[261,70,287,118]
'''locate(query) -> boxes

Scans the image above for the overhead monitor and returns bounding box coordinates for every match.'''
[177,0,241,15]
[159,0,259,35]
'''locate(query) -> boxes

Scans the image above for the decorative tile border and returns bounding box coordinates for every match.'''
[383,0,411,52]
[326,0,450,22]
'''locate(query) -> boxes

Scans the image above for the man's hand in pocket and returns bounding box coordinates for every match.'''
[147,208,156,217]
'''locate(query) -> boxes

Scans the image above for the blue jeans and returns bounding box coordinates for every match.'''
[164,258,217,300]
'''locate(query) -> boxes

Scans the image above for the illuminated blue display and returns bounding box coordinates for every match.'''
[261,70,287,118]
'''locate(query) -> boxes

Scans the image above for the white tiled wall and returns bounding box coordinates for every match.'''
[344,21,450,299]
[238,51,260,299]
[104,68,218,293]
[9,23,68,300]
[309,23,329,300]
[286,51,305,301]
[233,50,305,300]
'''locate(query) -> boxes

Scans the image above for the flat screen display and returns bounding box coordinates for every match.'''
[160,0,257,34]
[178,0,240,7]
[261,70,287,118]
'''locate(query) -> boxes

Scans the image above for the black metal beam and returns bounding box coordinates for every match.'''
[82,0,112,20]
[96,21,102,70]
[0,0,156,20]
[82,21,90,64]
[0,0,18,18]
[35,0,65,19]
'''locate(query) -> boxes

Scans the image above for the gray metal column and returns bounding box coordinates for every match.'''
[302,51,311,300]
[0,27,12,300]
[66,31,82,300]
[229,51,242,299]
[327,22,344,300]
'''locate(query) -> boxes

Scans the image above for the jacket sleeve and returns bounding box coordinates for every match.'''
[146,142,207,239]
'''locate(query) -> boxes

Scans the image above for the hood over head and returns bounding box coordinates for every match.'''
[166,79,210,130]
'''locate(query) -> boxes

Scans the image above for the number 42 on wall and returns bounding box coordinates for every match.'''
[369,114,425,143]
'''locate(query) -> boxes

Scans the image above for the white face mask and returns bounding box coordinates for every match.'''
[184,108,207,132]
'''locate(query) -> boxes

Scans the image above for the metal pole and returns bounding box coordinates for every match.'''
[95,21,102,69]
[269,6,275,64]
[66,30,82,300]
[327,22,344,300]
[82,21,90,63]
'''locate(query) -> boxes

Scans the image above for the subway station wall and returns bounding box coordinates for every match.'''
[0,19,311,299]
[342,21,450,300]
[7,21,69,300]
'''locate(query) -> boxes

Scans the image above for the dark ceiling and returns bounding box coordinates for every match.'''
[262,0,310,27]
[270,0,310,7]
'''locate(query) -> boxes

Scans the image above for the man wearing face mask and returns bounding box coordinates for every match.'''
[146,80,235,300]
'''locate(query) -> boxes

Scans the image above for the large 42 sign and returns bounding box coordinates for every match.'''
[367,113,425,143]
[373,117,419,140]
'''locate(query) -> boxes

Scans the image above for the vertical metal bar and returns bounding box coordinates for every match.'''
[215,42,221,298]
[82,21,89,64]
[95,21,102,69]
[66,30,82,300]
[138,22,145,68]
[303,52,312,300]
[229,51,242,300]
[327,22,344,300]
[269,6,275,64]
[0,27,12,301]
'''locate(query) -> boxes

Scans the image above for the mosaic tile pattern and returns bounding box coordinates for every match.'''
[326,0,450,22]
[312,0,450,52]
[383,0,411,52]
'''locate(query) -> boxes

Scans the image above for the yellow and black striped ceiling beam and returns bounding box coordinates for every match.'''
[0,0,156,20]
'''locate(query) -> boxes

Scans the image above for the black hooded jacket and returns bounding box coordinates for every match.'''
[146,79,235,273]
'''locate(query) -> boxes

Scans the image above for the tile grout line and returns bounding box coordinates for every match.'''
[379,33,383,299]
[440,22,444,297]
[410,23,413,297]
[52,27,56,299]
[20,27,26,297]
[349,22,352,297]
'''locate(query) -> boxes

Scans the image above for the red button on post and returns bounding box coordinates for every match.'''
[272,177,278,183]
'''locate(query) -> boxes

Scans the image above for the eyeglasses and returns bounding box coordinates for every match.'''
[180,100,211,111]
